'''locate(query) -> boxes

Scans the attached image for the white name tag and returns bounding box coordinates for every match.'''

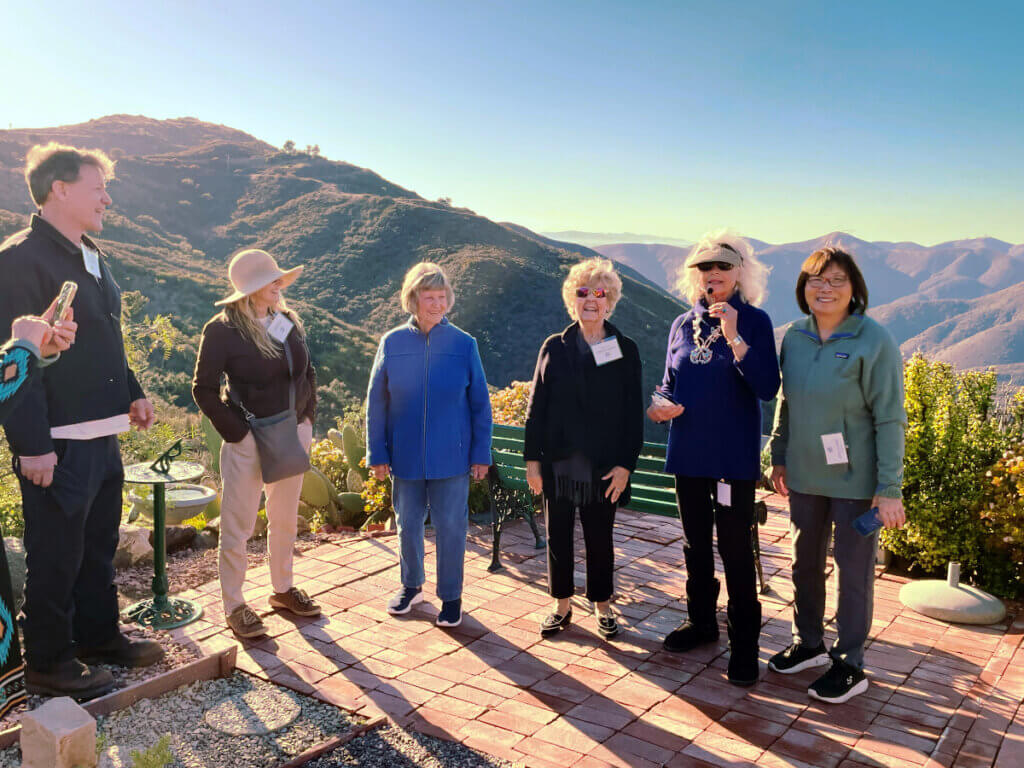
[591,337,623,366]
[821,432,849,465]
[82,245,102,279]
[716,480,731,507]
[267,314,295,343]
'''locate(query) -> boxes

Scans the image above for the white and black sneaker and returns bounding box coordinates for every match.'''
[387,586,423,615]
[808,659,868,704]
[768,643,831,674]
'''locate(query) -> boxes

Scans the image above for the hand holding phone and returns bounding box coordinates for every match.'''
[852,507,882,536]
[51,281,78,325]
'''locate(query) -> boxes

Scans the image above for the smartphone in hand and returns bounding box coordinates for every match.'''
[853,507,882,536]
[52,281,78,324]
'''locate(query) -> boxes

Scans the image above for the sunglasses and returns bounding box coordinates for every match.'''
[696,261,735,272]
[576,287,608,298]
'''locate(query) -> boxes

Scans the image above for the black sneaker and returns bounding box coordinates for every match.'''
[808,659,868,704]
[540,608,572,637]
[597,614,619,639]
[436,599,462,628]
[767,643,831,674]
[662,620,719,653]
[387,586,424,615]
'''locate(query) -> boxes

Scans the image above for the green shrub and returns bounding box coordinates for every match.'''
[882,355,1024,596]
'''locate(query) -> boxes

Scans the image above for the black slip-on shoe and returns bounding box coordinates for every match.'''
[597,614,620,639]
[540,608,573,637]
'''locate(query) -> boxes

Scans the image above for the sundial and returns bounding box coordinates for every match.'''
[121,441,205,629]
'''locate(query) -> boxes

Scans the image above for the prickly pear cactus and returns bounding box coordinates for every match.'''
[200,414,223,474]
[342,424,368,479]
[346,468,365,494]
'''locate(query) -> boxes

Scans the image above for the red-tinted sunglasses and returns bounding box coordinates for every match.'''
[576,287,608,298]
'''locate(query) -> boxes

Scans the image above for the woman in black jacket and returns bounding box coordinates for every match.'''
[524,258,644,640]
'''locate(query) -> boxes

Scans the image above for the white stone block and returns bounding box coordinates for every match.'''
[21,696,97,768]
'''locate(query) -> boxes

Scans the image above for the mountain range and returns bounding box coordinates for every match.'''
[0,116,686,431]
[586,235,1024,383]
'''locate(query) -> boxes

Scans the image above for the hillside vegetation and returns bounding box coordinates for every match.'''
[0,115,687,431]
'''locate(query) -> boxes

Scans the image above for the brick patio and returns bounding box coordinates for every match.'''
[170,497,1024,768]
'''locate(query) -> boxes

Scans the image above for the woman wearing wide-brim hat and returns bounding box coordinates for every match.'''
[192,248,320,639]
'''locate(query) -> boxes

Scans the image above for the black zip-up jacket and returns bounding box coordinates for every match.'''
[0,215,145,456]
[523,321,644,506]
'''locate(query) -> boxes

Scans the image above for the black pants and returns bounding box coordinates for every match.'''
[545,494,616,603]
[675,476,761,649]
[17,436,123,671]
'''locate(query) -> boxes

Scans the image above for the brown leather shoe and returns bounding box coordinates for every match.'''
[78,633,164,668]
[227,604,267,638]
[25,659,115,700]
[269,587,321,617]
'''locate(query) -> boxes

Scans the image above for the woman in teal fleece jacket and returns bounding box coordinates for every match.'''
[767,247,906,705]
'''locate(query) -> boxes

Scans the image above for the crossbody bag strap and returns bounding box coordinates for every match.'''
[282,334,296,413]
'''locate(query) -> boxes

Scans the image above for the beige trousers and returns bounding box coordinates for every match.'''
[218,421,313,613]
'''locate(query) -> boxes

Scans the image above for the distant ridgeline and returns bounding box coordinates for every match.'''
[0,116,687,434]
[594,235,1024,385]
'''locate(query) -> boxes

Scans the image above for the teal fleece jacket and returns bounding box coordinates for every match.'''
[769,313,906,500]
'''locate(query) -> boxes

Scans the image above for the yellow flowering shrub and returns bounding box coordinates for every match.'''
[977,443,1024,594]
[490,380,532,427]
[310,438,349,492]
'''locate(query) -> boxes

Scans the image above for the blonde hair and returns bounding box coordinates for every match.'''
[674,229,769,307]
[561,258,623,321]
[224,296,304,358]
[401,262,455,314]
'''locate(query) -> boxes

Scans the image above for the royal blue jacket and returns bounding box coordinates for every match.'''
[660,294,780,480]
[366,316,493,480]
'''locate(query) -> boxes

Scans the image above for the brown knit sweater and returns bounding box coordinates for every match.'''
[192,312,316,443]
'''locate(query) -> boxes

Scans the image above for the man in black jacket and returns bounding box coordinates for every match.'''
[0,143,163,699]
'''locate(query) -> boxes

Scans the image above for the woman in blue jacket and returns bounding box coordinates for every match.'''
[366,262,493,628]
[648,231,779,686]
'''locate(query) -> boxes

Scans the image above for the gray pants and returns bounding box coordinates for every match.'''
[789,490,877,669]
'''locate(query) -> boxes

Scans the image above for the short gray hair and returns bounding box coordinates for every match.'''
[400,261,455,314]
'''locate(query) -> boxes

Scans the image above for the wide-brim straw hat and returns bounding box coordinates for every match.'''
[684,243,744,269]
[215,249,303,306]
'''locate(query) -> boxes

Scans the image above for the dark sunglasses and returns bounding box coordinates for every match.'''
[576,287,608,298]
[696,261,735,272]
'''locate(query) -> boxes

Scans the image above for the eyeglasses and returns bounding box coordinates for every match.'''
[696,261,735,272]
[576,287,608,298]
[807,275,849,288]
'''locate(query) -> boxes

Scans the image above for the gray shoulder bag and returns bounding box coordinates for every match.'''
[229,335,311,483]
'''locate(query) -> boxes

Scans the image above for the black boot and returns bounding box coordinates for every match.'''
[25,659,115,700]
[726,601,761,687]
[663,579,720,653]
[78,632,164,668]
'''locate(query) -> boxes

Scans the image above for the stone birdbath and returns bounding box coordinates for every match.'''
[121,441,205,630]
[899,562,1007,625]
[128,482,216,525]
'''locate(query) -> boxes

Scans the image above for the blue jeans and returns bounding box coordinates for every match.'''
[391,473,470,602]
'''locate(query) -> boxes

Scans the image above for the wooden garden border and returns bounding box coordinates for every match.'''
[0,645,236,748]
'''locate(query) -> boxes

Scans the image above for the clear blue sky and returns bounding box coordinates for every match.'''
[4,0,1022,245]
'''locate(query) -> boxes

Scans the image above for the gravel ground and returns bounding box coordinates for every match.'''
[306,724,519,768]
[0,671,360,768]
[0,624,203,732]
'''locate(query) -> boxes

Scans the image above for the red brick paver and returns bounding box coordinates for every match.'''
[178,495,1021,767]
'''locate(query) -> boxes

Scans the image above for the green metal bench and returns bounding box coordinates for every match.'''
[488,423,769,592]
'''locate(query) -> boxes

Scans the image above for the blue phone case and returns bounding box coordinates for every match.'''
[853,507,882,536]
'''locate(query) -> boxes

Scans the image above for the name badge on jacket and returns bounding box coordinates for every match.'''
[267,314,295,343]
[821,432,849,465]
[591,337,623,366]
